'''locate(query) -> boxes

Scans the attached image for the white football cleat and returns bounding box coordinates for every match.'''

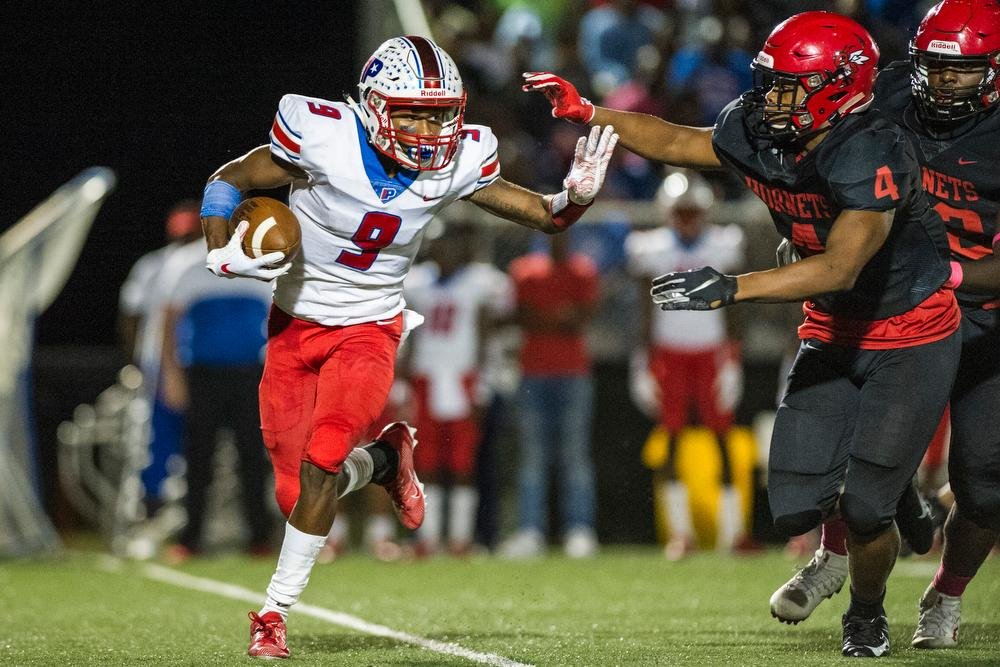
[770,547,849,624]
[499,529,545,559]
[564,527,598,559]
[912,585,961,649]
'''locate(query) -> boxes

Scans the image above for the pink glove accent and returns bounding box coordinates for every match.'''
[944,260,963,289]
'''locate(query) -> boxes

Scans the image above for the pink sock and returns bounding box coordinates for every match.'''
[821,518,848,556]
[932,564,973,598]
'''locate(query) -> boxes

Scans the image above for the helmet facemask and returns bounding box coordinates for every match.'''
[910,47,1000,124]
[348,36,467,171]
[363,89,466,171]
[743,64,833,147]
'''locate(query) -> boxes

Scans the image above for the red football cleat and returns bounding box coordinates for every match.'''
[248,611,289,659]
[376,422,425,530]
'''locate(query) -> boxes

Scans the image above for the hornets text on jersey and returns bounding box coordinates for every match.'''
[712,98,958,348]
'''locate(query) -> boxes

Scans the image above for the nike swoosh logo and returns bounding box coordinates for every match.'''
[958,158,977,165]
[220,263,232,274]
[375,319,396,326]
[687,276,721,295]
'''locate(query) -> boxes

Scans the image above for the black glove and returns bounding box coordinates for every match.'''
[650,266,737,311]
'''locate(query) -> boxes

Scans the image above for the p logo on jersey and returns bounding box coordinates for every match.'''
[379,186,399,202]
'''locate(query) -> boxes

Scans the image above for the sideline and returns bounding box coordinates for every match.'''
[98,557,532,667]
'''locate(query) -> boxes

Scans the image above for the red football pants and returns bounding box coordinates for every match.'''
[650,345,733,435]
[410,374,479,477]
[259,306,402,516]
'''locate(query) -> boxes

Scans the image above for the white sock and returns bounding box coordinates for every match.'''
[338,447,374,499]
[364,513,395,545]
[327,514,349,545]
[448,485,479,546]
[260,522,327,619]
[417,484,443,548]
[717,485,742,551]
[664,481,692,541]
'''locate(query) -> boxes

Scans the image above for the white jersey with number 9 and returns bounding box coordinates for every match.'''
[267,94,500,326]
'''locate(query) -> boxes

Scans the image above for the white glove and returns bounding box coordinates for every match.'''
[629,348,660,420]
[564,125,619,205]
[205,220,291,281]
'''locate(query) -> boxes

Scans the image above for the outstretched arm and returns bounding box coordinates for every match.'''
[522,72,721,169]
[467,124,618,233]
[651,209,893,309]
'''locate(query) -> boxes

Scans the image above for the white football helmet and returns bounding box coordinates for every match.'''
[347,36,466,171]
[656,170,715,214]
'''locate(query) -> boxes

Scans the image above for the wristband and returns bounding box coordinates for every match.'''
[548,190,591,230]
[201,180,242,219]
[944,260,963,289]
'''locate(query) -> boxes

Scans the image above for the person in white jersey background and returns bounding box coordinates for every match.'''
[626,170,746,559]
[402,220,514,557]
[198,35,618,659]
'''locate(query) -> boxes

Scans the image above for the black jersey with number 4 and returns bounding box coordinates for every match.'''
[874,61,1000,306]
[712,99,951,321]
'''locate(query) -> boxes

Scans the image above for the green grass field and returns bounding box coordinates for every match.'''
[3,545,998,665]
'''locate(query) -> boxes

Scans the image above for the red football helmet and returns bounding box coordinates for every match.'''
[910,0,1000,124]
[742,12,880,146]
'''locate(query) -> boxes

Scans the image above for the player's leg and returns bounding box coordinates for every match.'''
[445,415,480,556]
[768,340,855,624]
[410,377,444,555]
[250,310,319,659]
[174,365,224,558]
[556,374,597,558]
[252,316,400,658]
[228,364,273,553]
[650,348,695,559]
[694,346,741,551]
[501,375,553,558]
[840,333,959,658]
[914,314,1000,648]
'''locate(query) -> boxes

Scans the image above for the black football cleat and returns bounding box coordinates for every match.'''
[842,613,890,658]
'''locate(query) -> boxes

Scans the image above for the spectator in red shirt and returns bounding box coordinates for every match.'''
[500,232,600,559]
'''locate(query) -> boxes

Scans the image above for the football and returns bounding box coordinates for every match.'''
[228,197,301,262]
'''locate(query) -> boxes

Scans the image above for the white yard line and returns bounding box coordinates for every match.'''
[132,561,531,667]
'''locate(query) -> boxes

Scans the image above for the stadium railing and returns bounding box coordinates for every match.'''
[0,167,116,557]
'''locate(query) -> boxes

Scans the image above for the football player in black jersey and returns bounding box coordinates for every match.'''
[769,0,1000,649]
[882,0,1000,649]
[525,12,963,658]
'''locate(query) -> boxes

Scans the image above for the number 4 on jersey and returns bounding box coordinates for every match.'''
[874,166,899,201]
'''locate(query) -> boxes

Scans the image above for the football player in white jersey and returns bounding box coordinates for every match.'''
[402,221,514,557]
[197,35,618,659]
[626,171,746,559]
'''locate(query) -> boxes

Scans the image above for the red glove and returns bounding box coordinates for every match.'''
[522,72,595,124]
